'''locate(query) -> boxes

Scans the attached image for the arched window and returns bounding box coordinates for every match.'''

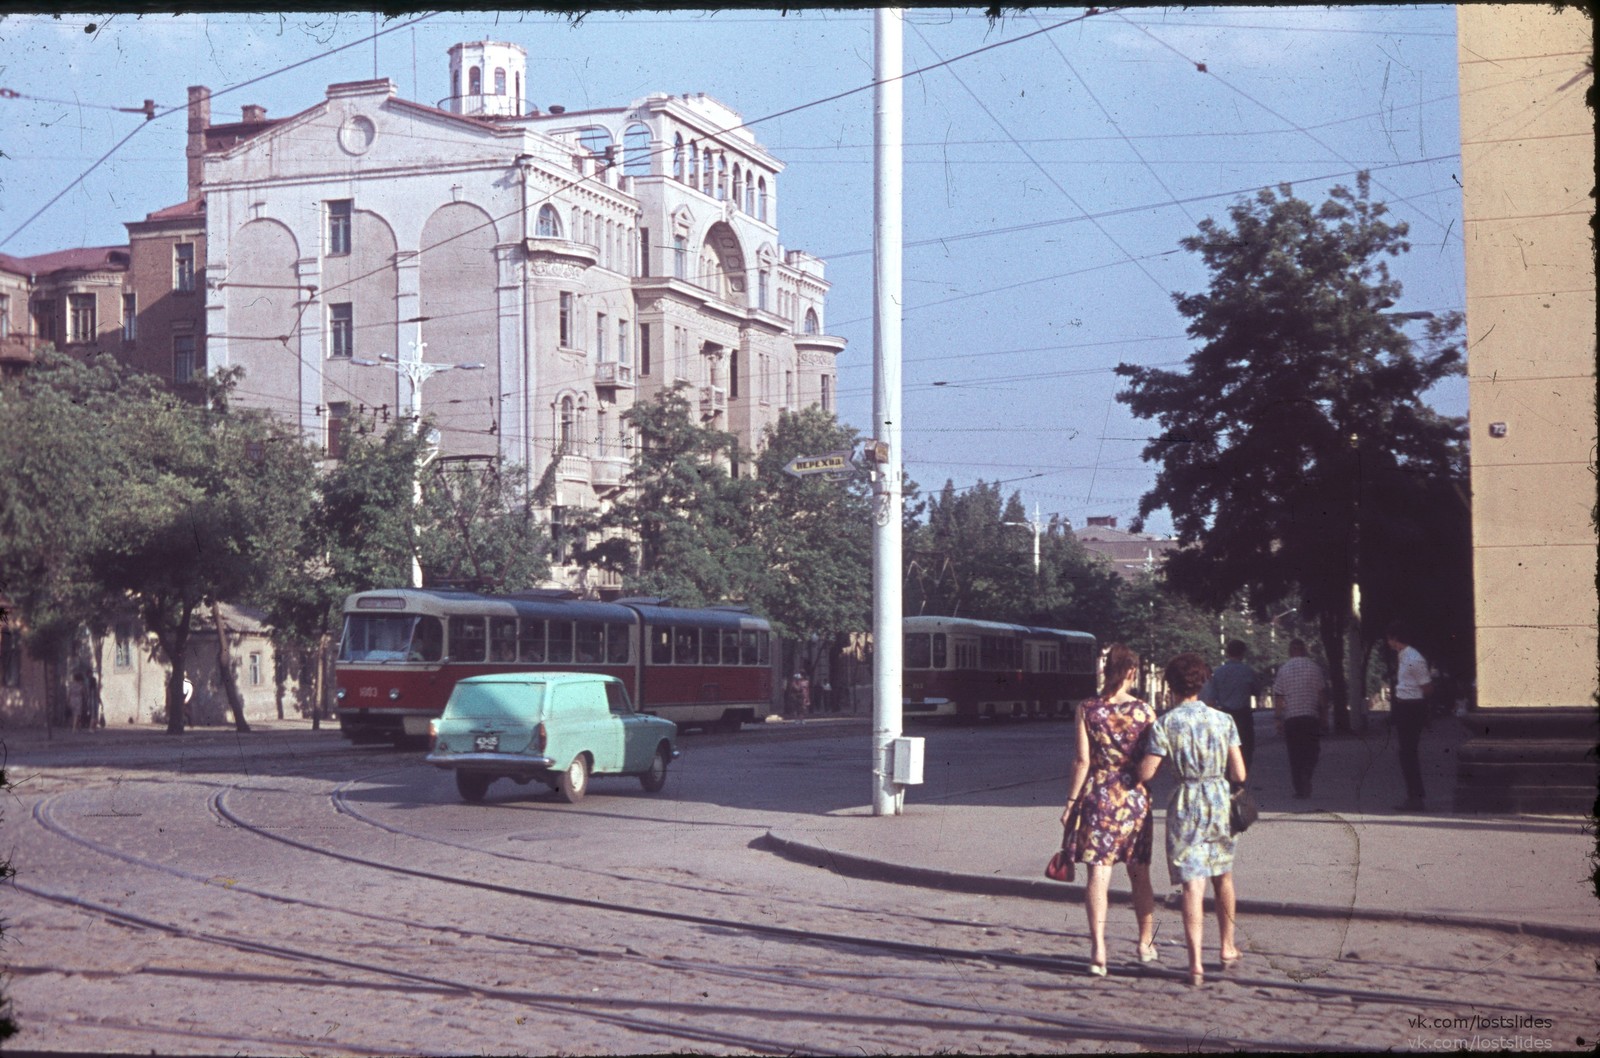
[536,205,561,237]
[624,123,651,176]
[689,143,699,187]
[673,134,684,181]
[757,177,768,222]
[570,207,581,242]
[745,174,755,215]
[804,308,819,335]
[515,73,521,110]
[702,150,714,196]
[606,220,616,270]
[716,155,727,200]
[732,165,743,210]
[560,396,575,449]
[468,66,482,96]
[583,211,594,247]
[494,68,506,95]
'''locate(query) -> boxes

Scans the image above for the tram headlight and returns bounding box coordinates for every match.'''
[388,688,401,701]
[335,687,347,701]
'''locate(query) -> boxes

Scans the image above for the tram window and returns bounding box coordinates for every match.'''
[489,617,518,662]
[575,621,605,664]
[904,633,932,669]
[739,630,758,665]
[673,627,699,665]
[448,616,486,662]
[720,629,740,665]
[404,617,442,662]
[547,621,574,663]
[605,623,630,664]
[700,627,720,665]
[519,619,547,662]
[932,633,947,669]
[954,639,979,670]
[649,627,673,665]
[1038,645,1059,673]
[758,630,770,665]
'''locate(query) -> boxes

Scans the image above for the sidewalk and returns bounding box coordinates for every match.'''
[765,715,1600,944]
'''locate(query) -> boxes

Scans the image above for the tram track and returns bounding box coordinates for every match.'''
[14,769,1586,1053]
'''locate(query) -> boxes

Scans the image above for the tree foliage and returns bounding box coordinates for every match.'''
[576,383,764,606]
[1115,175,1468,721]
[419,457,551,591]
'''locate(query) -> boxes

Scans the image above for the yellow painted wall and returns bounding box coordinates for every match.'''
[1457,5,1597,708]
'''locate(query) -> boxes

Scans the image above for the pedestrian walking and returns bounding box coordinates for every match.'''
[1137,652,1247,987]
[1385,622,1433,811]
[1199,639,1263,770]
[1059,643,1158,977]
[783,672,811,720]
[1271,639,1328,800]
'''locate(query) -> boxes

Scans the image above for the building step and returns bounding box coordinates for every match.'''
[1453,785,1596,814]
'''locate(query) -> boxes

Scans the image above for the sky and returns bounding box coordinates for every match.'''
[0,7,1468,536]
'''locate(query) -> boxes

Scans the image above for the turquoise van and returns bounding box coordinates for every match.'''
[425,672,678,804]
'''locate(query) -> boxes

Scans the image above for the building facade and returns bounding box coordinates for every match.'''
[124,198,208,389]
[1456,6,1596,711]
[199,45,846,579]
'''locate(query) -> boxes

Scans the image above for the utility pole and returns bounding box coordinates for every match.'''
[353,316,484,589]
[871,7,905,817]
[1004,501,1044,575]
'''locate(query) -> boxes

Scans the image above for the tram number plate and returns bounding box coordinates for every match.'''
[474,734,500,752]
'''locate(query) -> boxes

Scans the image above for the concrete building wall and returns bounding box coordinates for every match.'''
[1457,5,1597,709]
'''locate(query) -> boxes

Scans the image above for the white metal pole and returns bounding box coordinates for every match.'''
[407,320,425,588]
[872,7,905,817]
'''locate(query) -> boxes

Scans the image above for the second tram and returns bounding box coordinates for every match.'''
[901,615,1096,720]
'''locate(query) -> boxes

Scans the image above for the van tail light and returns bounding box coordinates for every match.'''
[535,722,547,753]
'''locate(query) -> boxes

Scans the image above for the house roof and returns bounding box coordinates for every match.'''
[6,245,130,276]
[143,198,205,222]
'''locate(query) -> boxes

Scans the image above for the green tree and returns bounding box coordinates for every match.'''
[749,407,871,674]
[419,457,552,591]
[576,383,763,606]
[0,351,136,677]
[87,371,315,733]
[1115,174,1467,729]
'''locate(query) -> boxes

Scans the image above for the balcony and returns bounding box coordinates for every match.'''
[594,361,635,390]
[699,385,727,419]
[559,454,590,484]
[591,455,631,490]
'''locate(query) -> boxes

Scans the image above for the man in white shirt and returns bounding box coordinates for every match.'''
[1385,623,1433,812]
[1271,639,1328,800]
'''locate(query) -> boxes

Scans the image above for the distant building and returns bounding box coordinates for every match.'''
[123,198,207,389]
[195,42,847,588]
[1074,516,1178,579]
[0,246,131,371]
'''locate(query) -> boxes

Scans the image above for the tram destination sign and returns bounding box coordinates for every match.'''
[783,450,854,478]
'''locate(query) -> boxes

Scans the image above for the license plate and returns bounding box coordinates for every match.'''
[474,734,500,752]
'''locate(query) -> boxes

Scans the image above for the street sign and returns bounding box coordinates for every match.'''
[783,450,853,478]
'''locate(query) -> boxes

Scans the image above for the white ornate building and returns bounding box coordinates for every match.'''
[200,41,846,578]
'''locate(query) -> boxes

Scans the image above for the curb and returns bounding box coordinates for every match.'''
[759,829,1600,946]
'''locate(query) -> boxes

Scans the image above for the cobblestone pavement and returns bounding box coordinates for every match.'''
[0,726,1594,1054]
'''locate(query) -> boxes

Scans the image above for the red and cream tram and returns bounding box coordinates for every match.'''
[902,615,1097,720]
[335,589,774,743]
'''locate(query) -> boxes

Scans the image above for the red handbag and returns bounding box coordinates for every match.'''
[1045,819,1077,883]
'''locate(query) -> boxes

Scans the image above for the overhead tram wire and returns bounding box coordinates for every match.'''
[1109,11,1461,244]
[0,12,441,251]
[906,19,1174,299]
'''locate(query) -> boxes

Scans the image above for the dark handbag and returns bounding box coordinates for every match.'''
[1045,816,1077,883]
[1229,784,1259,835]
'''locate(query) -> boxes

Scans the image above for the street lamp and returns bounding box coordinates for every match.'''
[353,328,485,588]
[1002,502,1046,575]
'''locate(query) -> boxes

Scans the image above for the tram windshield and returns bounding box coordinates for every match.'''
[340,614,444,663]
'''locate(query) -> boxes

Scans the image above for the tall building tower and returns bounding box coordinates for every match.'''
[446,41,526,117]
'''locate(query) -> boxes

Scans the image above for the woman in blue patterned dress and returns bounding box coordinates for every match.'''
[1137,652,1247,986]
[1059,643,1157,976]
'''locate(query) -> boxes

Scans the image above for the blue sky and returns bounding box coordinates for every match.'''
[0,7,1466,535]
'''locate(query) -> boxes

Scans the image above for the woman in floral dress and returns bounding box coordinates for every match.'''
[1060,643,1157,976]
[1137,652,1248,986]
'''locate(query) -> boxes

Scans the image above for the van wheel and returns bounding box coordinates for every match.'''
[456,771,491,804]
[557,755,590,803]
[639,744,671,793]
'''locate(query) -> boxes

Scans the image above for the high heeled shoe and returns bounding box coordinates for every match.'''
[1219,951,1244,970]
[1087,962,1108,977]
[1187,970,1205,987]
[1137,942,1161,964]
